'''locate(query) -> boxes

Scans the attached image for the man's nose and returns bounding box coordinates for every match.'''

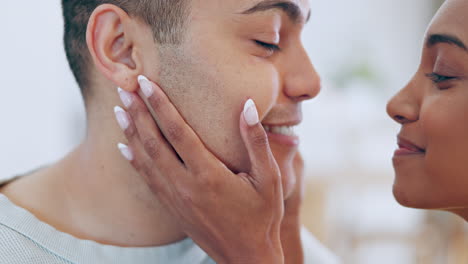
[387,78,420,124]
[282,45,321,102]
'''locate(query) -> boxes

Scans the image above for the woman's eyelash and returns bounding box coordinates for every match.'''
[426,72,457,83]
[255,40,281,52]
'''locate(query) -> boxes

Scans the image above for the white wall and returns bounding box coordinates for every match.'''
[299,0,435,175]
[1,1,85,179]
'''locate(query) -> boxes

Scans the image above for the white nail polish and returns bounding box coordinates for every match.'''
[118,143,133,161]
[243,99,259,126]
[118,88,133,108]
[138,75,154,98]
[114,106,129,130]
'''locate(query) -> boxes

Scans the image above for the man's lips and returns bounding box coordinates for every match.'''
[262,120,301,127]
[262,120,301,135]
[262,121,301,146]
[394,136,426,156]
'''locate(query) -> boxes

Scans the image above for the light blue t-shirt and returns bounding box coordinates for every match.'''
[0,177,339,264]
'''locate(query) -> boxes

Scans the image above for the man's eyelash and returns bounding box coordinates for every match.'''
[255,40,281,52]
[425,72,457,83]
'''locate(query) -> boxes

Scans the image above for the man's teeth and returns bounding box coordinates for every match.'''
[262,125,296,136]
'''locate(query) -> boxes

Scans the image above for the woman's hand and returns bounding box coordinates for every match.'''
[281,152,306,264]
[285,153,306,217]
[114,75,284,264]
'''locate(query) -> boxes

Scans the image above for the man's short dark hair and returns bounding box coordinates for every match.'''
[61,0,188,100]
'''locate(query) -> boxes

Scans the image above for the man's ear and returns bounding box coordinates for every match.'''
[86,4,141,92]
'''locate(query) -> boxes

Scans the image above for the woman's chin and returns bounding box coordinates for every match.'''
[392,183,433,209]
[392,182,448,210]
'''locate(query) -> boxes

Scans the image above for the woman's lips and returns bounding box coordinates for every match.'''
[394,137,426,156]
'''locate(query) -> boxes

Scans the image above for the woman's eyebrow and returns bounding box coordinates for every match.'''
[427,33,467,52]
[240,0,311,24]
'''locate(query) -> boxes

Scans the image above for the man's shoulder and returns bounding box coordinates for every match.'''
[0,224,69,263]
[0,223,35,250]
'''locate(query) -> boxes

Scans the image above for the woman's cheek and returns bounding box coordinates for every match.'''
[422,95,468,172]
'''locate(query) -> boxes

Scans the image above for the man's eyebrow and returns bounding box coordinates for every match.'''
[427,34,467,51]
[241,0,311,24]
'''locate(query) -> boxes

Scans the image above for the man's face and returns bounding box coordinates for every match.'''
[143,0,320,198]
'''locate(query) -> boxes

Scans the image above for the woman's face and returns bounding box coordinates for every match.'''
[387,0,468,219]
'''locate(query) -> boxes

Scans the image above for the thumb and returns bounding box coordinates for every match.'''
[239,99,281,192]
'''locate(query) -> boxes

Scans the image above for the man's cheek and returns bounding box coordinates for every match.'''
[246,68,280,119]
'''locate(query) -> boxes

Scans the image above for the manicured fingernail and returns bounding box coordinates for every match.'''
[138,75,154,98]
[243,99,259,126]
[118,87,133,108]
[118,143,133,161]
[114,106,129,130]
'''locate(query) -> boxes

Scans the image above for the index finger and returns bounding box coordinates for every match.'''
[137,75,214,171]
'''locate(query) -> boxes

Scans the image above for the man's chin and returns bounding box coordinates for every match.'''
[268,135,299,158]
[281,170,297,200]
[269,142,299,200]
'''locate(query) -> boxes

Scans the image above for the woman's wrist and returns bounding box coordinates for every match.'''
[280,214,304,264]
[238,244,284,264]
[256,241,284,264]
[220,239,284,264]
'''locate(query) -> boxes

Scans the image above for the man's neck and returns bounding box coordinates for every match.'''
[2,96,187,247]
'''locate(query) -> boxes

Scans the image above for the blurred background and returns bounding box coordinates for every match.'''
[1,0,466,263]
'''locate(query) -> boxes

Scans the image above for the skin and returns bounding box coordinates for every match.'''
[153,0,320,199]
[387,0,468,220]
[0,0,319,262]
[116,78,286,263]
